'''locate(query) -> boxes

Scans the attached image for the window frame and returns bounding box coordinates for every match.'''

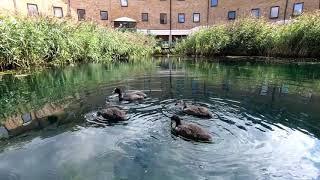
[27,3,39,16]
[269,6,280,19]
[120,0,128,7]
[251,8,260,18]
[100,10,108,20]
[178,13,185,23]
[77,9,86,21]
[141,13,148,22]
[193,13,200,23]
[211,0,218,7]
[53,6,63,18]
[160,13,167,24]
[292,2,304,16]
[228,11,236,20]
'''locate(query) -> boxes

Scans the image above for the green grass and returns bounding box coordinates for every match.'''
[0,15,156,70]
[176,11,320,58]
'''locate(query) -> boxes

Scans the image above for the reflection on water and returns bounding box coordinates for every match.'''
[0,58,320,179]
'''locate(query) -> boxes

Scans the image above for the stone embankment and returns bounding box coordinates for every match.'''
[0,103,68,139]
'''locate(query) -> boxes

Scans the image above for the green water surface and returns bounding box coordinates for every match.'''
[0,58,319,179]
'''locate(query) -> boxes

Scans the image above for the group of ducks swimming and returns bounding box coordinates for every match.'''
[95,88,213,142]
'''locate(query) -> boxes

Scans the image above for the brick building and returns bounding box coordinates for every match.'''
[0,0,319,39]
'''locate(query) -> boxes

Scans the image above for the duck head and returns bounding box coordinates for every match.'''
[113,88,122,95]
[171,115,182,126]
[175,100,187,109]
[113,88,123,101]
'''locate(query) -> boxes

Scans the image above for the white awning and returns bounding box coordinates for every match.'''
[114,17,136,22]
[137,26,204,36]
[275,19,294,24]
[137,29,190,36]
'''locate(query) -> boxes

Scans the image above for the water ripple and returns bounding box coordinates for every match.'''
[1,61,320,179]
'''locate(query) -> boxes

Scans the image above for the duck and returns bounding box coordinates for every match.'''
[113,88,147,102]
[176,100,212,118]
[97,107,127,121]
[171,115,212,142]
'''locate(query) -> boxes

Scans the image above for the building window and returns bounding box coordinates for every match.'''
[53,7,63,18]
[293,2,304,16]
[160,13,167,24]
[100,11,108,20]
[77,9,86,21]
[228,11,236,20]
[120,0,128,7]
[178,13,185,23]
[270,6,280,19]
[27,3,39,16]
[251,8,260,18]
[193,13,200,23]
[211,0,218,7]
[142,13,148,22]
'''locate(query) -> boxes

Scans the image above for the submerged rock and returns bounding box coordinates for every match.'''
[35,103,62,119]
[0,126,9,139]
[22,112,36,124]
[1,103,67,137]
[3,113,39,136]
[4,115,23,131]
[35,103,65,128]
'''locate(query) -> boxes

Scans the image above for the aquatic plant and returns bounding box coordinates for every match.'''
[0,15,156,70]
[176,11,320,58]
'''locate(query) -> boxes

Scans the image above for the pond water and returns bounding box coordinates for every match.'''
[0,58,320,180]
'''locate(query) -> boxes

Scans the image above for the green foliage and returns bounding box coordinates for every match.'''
[176,11,320,58]
[274,11,320,57]
[226,18,275,56]
[0,15,156,70]
[176,26,230,56]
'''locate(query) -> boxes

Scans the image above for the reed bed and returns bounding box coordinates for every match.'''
[0,15,156,70]
[175,11,320,58]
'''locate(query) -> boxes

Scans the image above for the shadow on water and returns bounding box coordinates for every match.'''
[0,57,320,179]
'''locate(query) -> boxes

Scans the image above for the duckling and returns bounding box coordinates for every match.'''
[176,100,212,118]
[171,115,212,142]
[97,107,127,121]
[113,88,147,102]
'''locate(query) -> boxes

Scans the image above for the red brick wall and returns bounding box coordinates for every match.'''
[209,0,319,24]
[1,0,319,29]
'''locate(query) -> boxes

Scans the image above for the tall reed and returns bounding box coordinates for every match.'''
[176,11,320,58]
[0,15,156,70]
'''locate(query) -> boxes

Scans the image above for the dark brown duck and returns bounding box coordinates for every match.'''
[176,100,212,118]
[113,88,147,102]
[97,107,127,121]
[171,115,212,142]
